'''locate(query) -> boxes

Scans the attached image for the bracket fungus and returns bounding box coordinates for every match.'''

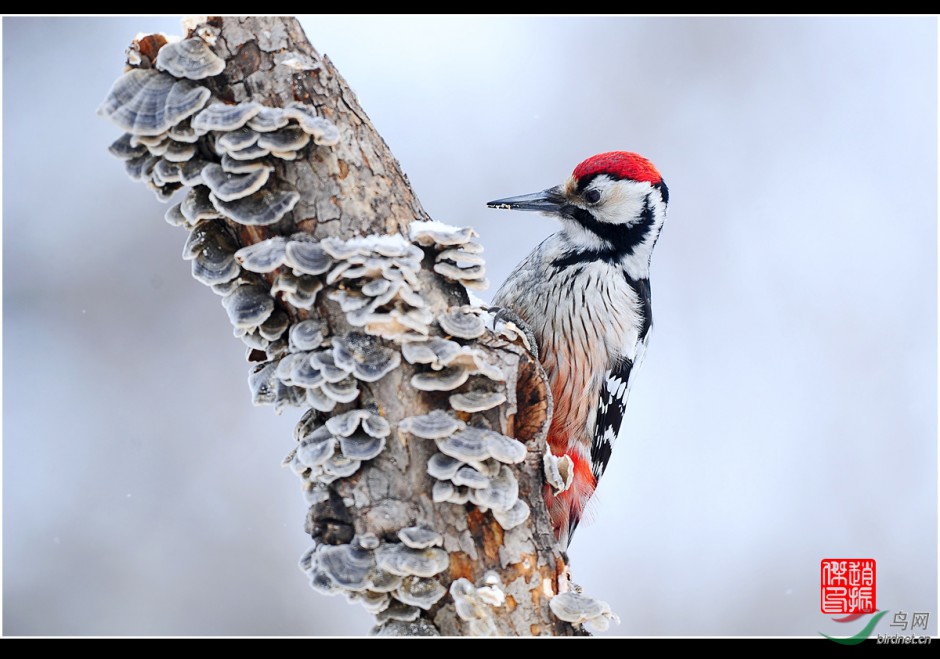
[163,139,197,163]
[220,153,268,174]
[124,154,158,182]
[288,319,327,352]
[99,69,210,136]
[226,143,271,161]
[409,220,477,247]
[435,427,494,463]
[201,163,271,202]
[452,466,490,489]
[168,119,199,143]
[292,352,328,387]
[395,576,447,610]
[356,591,391,615]
[449,577,503,636]
[182,218,227,259]
[324,409,371,437]
[438,308,486,340]
[400,411,464,440]
[338,431,386,462]
[468,465,519,513]
[332,333,401,382]
[221,282,275,329]
[431,481,455,503]
[362,415,391,439]
[448,391,507,413]
[179,159,210,186]
[309,350,353,384]
[209,189,300,226]
[108,133,147,160]
[485,432,527,465]
[180,186,222,223]
[283,102,341,145]
[247,106,289,132]
[305,386,337,413]
[433,261,489,292]
[258,310,290,342]
[375,544,449,579]
[256,126,310,152]
[543,451,576,494]
[356,533,382,551]
[141,139,171,158]
[426,453,462,481]
[376,601,421,624]
[164,202,188,228]
[437,247,485,266]
[191,101,262,133]
[216,127,260,153]
[131,132,169,148]
[297,426,338,469]
[313,543,376,591]
[271,271,323,309]
[285,240,333,276]
[234,236,288,274]
[248,361,280,406]
[548,592,620,633]
[397,526,444,550]
[401,337,464,370]
[191,237,240,286]
[155,36,225,80]
[411,366,469,392]
[321,377,360,404]
[322,453,362,479]
[491,499,530,530]
[153,159,182,185]
[372,619,440,637]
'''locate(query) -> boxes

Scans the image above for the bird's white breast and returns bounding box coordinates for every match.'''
[493,234,645,445]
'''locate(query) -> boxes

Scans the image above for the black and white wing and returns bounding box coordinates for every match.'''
[590,334,649,483]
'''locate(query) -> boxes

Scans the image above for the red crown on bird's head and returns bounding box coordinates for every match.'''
[573,151,662,185]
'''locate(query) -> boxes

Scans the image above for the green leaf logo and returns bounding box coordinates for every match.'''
[819,610,888,644]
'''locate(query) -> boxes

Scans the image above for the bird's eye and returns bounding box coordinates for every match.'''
[584,189,601,204]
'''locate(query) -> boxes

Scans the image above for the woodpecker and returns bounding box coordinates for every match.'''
[487,151,668,547]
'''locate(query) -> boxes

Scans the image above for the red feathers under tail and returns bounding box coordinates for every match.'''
[545,447,597,547]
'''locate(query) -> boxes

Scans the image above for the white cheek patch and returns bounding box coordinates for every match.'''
[591,179,652,226]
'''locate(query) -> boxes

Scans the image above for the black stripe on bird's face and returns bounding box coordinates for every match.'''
[557,193,656,258]
[654,180,669,205]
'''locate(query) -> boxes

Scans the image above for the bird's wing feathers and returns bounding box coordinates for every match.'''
[590,333,649,482]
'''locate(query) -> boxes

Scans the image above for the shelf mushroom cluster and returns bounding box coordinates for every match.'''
[410,220,489,292]
[321,234,433,342]
[234,228,507,417]
[400,411,531,530]
[299,526,449,622]
[100,32,339,211]
[449,575,506,636]
[287,408,391,500]
[241,230,486,414]
[548,591,620,633]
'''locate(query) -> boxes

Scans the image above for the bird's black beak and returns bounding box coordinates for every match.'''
[486,185,566,213]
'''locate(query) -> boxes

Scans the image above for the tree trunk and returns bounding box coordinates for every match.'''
[99,15,594,636]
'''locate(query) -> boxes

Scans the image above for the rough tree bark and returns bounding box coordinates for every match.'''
[99,16,608,636]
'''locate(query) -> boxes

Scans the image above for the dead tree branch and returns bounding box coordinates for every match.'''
[99,16,610,636]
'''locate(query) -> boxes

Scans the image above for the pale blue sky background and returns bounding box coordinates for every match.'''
[3,16,936,636]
